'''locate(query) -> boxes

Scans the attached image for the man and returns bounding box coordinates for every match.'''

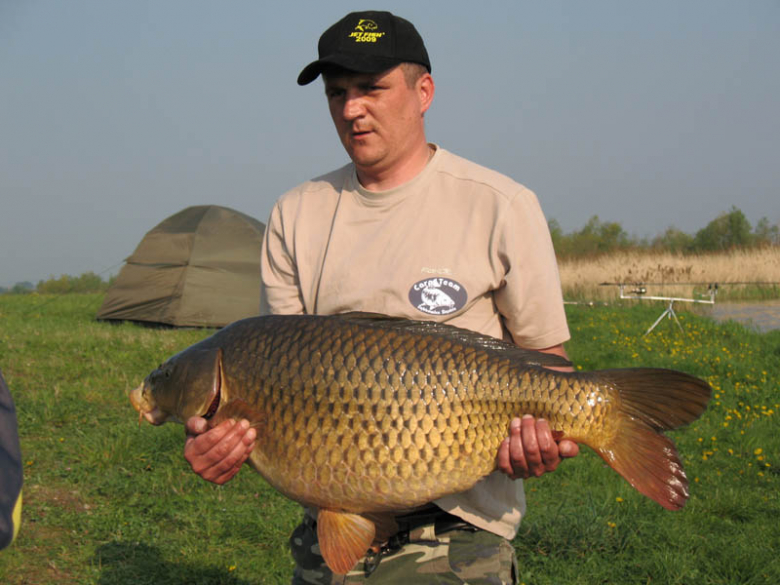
[185,11,578,583]
[1,370,23,551]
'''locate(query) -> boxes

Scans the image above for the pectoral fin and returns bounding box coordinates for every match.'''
[363,512,399,546]
[208,399,264,432]
[317,509,376,575]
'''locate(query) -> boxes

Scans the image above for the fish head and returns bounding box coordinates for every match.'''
[130,347,224,426]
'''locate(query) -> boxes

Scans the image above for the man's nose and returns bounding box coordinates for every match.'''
[342,92,365,120]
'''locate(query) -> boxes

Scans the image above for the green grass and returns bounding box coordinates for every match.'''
[0,294,778,584]
[518,304,780,584]
[693,284,780,301]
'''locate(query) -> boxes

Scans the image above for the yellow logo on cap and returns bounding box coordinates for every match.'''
[349,19,385,43]
[355,19,377,32]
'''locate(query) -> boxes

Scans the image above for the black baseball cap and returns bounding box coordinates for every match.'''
[297,11,431,86]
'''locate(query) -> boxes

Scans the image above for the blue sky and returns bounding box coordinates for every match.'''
[1,1,778,287]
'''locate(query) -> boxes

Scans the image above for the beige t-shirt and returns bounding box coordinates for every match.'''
[260,145,570,539]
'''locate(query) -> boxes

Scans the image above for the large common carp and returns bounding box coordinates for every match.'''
[130,313,710,574]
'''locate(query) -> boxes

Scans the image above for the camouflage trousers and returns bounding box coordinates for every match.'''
[290,510,518,584]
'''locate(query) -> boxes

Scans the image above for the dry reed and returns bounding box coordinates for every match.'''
[558,247,780,301]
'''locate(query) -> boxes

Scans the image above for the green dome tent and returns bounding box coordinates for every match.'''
[97,205,265,327]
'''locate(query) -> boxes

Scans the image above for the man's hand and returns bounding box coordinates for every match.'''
[497,415,579,479]
[184,417,257,485]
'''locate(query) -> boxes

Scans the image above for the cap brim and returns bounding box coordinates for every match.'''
[297,54,404,85]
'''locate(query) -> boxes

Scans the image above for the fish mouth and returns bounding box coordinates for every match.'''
[129,382,146,413]
[129,382,168,426]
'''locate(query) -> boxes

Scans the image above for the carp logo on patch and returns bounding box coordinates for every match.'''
[349,19,385,43]
[409,278,468,316]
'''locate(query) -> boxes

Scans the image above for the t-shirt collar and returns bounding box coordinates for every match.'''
[349,144,441,206]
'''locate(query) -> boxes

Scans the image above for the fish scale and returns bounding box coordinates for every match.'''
[212,316,602,510]
[130,312,710,575]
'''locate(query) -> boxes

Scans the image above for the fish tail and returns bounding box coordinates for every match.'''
[586,368,711,510]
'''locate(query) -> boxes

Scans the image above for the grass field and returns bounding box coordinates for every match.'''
[0,293,778,584]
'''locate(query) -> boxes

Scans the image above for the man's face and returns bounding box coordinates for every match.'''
[324,66,433,177]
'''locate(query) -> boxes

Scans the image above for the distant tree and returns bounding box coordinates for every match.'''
[36,272,109,294]
[36,275,71,294]
[652,226,694,253]
[753,217,780,246]
[10,282,34,294]
[549,215,636,258]
[71,271,104,293]
[569,215,632,256]
[549,207,774,260]
[548,218,565,255]
[692,207,754,252]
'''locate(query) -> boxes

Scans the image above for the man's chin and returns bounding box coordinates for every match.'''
[347,149,384,170]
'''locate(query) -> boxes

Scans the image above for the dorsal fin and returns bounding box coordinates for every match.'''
[316,509,376,575]
[330,312,571,368]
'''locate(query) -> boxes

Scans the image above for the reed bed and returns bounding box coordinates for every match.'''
[558,247,780,302]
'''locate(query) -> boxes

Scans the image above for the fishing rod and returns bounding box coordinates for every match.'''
[592,282,778,335]
[599,281,779,286]
[600,283,721,336]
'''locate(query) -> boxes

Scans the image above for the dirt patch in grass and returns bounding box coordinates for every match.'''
[8,483,92,585]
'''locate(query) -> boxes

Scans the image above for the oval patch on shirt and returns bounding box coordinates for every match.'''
[409,278,468,316]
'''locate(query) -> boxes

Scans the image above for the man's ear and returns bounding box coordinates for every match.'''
[418,73,435,115]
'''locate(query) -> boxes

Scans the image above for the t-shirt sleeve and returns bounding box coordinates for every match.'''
[260,202,306,315]
[494,187,570,349]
